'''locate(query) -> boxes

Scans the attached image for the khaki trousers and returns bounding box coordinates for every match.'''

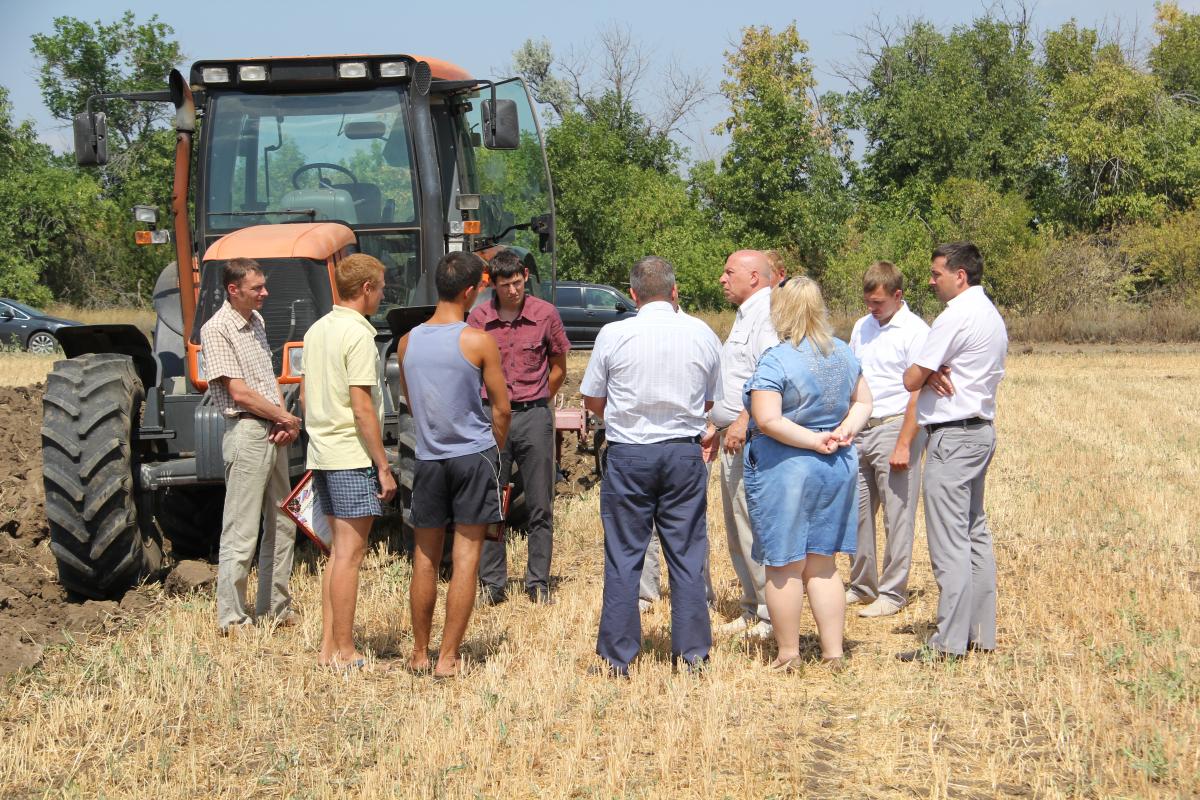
[719,432,769,622]
[216,418,295,629]
[923,423,997,655]
[849,419,926,605]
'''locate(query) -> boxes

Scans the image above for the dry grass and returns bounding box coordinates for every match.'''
[1,350,1198,797]
[45,304,156,337]
[0,352,56,387]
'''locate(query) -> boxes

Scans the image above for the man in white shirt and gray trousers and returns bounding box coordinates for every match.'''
[582,256,722,677]
[847,261,930,618]
[704,250,779,639]
[901,242,1007,661]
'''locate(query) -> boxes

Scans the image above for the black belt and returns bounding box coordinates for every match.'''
[658,435,702,445]
[926,417,991,434]
[484,398,548,411]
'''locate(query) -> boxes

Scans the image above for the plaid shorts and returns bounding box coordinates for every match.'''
[312,467,384,519]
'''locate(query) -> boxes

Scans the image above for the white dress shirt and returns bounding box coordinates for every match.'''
[912,286,1008,424]
[710,287,779,428]
[580,301,722,444]
[849,302,930,418]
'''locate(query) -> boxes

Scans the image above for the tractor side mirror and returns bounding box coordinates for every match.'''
[530,213,554,253]
[73,112,108,167]
[481,99,519,149]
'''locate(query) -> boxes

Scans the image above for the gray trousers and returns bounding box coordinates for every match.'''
[217,418,295,629]
[719,434,769,622]
[923,423,998,655]
[479,405,555,593]
[849,420,926,605]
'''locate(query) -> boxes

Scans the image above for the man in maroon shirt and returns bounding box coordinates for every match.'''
[467,249,570,604]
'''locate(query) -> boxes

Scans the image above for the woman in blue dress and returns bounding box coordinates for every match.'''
[743,277,873,670]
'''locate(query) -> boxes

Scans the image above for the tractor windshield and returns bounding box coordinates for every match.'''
[204,89,417,231]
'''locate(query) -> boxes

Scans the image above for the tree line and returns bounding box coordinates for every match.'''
[2,5,1200,314]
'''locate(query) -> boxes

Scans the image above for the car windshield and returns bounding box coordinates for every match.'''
[204,89,418,230]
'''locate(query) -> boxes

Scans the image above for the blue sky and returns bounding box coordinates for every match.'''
[2,0,1192,157]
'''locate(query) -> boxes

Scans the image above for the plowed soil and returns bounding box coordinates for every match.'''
[0,385,154,677]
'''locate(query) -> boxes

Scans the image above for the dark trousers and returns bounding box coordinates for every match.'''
[597,440,712,671]
[479,405,555,592]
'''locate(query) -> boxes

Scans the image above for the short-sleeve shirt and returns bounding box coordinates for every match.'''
[198,301,280,418]
[744,338,861,431]
[710,287,780,428]
[580,301,722,444]
[301,305,383,469]
[849,302,930,418]
[466,295,571,403]
[911,286,1008,425]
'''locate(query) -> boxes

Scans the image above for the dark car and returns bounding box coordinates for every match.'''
[0,299,81,354]
[554,281,636,348]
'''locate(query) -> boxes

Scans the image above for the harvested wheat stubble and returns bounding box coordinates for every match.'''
[0,347,1196,798]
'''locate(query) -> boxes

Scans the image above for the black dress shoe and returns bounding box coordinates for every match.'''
[527,587,556,605]
[896,647,959,663]
[967,642,995,654]
[479,585,507,606]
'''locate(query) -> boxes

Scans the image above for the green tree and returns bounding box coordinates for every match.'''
[844,16,1048,209]
[694,23,851,274]
[1041,46,1200,227]
[1150,2,1200,97]
[0,85,126,306]
[30,10,184,304]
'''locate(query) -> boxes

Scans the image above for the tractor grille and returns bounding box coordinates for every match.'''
[193,257,335,373]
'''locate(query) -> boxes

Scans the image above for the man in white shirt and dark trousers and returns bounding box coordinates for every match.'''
[901,242,1007,662]
[847,261,930,618]
[582,256,722,677]
[705,250,779,639]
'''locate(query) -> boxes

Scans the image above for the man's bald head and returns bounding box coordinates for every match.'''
[719,249,772,306]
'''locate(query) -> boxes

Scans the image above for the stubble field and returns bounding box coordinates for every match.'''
[0,346,1197,798]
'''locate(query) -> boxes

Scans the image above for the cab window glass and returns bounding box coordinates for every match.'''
[585,288,620,310]
[555,287,582,307]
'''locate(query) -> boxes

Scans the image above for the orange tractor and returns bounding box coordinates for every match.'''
[48,54,557,598]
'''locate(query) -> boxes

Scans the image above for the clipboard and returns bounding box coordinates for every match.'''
[280,470,332,555]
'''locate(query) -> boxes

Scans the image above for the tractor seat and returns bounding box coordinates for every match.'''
[271,188,357,224]
[332,182,382,224]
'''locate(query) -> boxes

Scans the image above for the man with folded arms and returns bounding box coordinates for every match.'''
[846,261,929,618]
[582,256,721,677]
[467,248,570,605]
[900,242,1007,662]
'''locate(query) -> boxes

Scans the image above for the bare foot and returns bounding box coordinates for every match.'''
[432,656,462,678]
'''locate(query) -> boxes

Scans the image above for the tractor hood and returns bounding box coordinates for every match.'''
[202,222,357,262]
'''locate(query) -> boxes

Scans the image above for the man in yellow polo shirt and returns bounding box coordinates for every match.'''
[301,253,397,669]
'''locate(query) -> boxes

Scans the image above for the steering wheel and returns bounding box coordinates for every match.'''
[291,162,359,190]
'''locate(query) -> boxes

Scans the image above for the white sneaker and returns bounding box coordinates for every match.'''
[638,599,652,613]
[858,597,904,618]
[719,615,753,635]
[746,620,774,640]
[845,589,871,606]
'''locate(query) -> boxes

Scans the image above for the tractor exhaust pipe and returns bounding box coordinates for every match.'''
[168,69,198,345]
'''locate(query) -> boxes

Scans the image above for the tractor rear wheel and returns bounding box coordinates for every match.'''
[41,353,161,599]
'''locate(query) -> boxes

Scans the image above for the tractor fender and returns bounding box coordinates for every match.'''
[57,324,157,394]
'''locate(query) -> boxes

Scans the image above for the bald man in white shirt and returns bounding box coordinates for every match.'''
[847,261,930,618]
[900,242,1007,662]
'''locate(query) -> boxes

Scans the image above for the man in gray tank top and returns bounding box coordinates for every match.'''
[396,252,511,678]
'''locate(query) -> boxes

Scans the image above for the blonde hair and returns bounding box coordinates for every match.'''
[336,253,385,299]
[770,276,834,355]
[862,260,903,294]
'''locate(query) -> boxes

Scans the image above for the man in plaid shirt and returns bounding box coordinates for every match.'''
[200,258,302,634]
